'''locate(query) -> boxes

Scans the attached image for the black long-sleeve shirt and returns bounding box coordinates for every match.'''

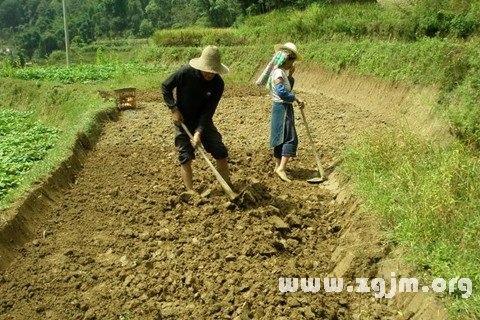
[161,65,224,133]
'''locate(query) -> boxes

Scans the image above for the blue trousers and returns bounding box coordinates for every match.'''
[270,102,298,158]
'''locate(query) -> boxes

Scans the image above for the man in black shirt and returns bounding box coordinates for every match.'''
[162,45,231,191]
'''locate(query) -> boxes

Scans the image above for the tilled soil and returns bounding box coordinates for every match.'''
[0,84,398,319]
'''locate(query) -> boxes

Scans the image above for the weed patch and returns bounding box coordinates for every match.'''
[343,130,480,318]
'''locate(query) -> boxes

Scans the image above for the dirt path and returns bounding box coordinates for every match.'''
[0,84,399,319]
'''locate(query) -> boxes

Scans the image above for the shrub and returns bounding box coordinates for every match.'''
[398,0,480,39]
[152,28,246,47]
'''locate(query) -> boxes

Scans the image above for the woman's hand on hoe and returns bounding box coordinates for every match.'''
[295,98,305,109]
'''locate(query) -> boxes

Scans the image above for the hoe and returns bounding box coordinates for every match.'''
[299,107,326,184]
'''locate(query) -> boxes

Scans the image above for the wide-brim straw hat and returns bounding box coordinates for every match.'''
[274,42,302,60]
[189,45,230,74]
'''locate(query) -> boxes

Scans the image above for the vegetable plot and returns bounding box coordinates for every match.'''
[0,63,168,84]
[0,109,59,200]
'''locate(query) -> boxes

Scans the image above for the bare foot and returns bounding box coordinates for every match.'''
[275,168,291,182]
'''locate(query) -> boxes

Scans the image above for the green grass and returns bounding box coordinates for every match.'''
[152,28,246,47]
[303,38,454,85]
[238,3,400,42]
[343,129,480,319]
[238,1,480,42]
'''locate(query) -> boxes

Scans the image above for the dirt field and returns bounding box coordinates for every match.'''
[0,70,442,319]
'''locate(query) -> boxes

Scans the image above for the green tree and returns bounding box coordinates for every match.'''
[171,1,200,28]
[127,0,144,34]
[0,0,25,28]
[38,32,60,57]
[139,18,153,36]
[102,0,129,35]
[145,0,171,28]
[15,28,41,58]
[70,12,95,44]
[194,0,240,27]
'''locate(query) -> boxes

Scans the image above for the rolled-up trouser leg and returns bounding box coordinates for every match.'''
[201,125,228,160]
[174,123,195,165]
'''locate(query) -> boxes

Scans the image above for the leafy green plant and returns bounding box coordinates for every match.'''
[0,109,59,200]
[96,47,108,65]
[0,63,168,84]
[1,54,21,77]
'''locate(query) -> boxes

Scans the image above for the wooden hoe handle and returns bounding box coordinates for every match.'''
[300,108,325,179]
[179,122,237,200]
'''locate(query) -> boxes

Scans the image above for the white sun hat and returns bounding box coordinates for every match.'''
[189,45,230,74]
[274,42,302,60]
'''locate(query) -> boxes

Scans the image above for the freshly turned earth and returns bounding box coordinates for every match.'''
[0,81,402,319]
